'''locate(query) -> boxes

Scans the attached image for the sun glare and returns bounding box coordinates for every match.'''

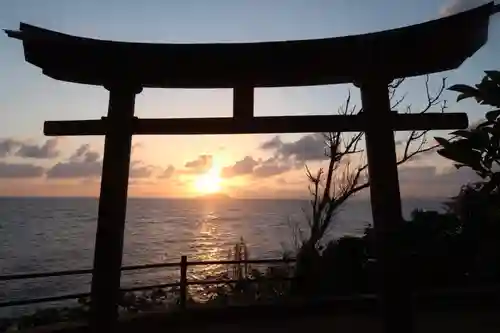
[194,169,222,194]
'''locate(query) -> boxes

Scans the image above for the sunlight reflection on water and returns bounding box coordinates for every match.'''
[190,211,227,280]
[0,197,444,316]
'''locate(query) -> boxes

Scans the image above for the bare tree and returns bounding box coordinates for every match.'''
[302,76,447,250]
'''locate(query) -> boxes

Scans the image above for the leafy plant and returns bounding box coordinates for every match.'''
[205,239,294,306]
[435,70,500,195]
[434,70,500,283]
[0,288,180,331]
[448,70,500,107]
[227,237,250,280]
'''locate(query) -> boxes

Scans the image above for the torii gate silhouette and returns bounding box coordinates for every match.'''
[5,2,499,332]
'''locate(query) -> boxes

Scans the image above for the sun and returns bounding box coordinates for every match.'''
[194,169,222,194]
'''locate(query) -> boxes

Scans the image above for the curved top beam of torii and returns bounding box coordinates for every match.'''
[4,2,499,89]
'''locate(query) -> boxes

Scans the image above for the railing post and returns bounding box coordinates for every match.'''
[180,256,187,309]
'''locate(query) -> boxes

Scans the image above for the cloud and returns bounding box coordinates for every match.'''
[253,157,293,178]
[47,144,163,180]
[0,138,60,159]
[47,161,102,179]
[440,0,487,16]
[129,164,156,179]
[183,155,213,174]
[260,136,283,150]
[158,165,175,179]
[221,155,294,179]
[47,144,102,179]
[129,179,157,186]
[0,162,45,178]
[16,138,60,159]
[221,156,258,178]
[69,144,99,163]
[0,139,21,157]
[275,177,304,186]
[260,134,327,162]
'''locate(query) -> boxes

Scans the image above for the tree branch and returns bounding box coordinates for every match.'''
[301,75,448,250]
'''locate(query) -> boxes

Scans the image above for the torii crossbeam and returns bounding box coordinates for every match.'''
[5,2,499,333]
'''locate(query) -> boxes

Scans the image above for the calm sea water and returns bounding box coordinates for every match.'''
[0,196,445,317]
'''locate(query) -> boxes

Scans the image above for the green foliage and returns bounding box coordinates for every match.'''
[118,287,180,314]
[206,238,295,306]
[369,210,469,289]
[436,71,500,193]
[0,306,88,332]
[448,71,500,107]
[0,287,181,331]
[227,237,250,280]
[434,72,500,282]
[205,264,294,307]
[445,184,500,282]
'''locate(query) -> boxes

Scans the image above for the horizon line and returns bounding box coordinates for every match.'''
[0,195,450,201]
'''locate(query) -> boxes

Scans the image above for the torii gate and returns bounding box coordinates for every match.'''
[5,3,499,333]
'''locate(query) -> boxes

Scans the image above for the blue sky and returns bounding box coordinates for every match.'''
[0,0,497,198]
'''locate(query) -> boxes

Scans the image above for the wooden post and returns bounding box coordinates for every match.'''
[233,86,254,120]
[90,83,142,332]
[180,255,188,309]
[359,80,413,333]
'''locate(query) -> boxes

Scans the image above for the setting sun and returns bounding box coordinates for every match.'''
[194,169,222,194]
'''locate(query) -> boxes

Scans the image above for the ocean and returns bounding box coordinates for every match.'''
[0,196,445,317]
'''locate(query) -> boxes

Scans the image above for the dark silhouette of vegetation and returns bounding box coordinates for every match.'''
[0,287,182,331]
[289,71,500,299]
[203,238,294,307]
[293,76,448,294]
[435,70,500,285]
[303,76,447,247]
[436,70,499,196]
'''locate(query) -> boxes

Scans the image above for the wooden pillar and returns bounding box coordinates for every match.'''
[359,81,413,333]
[90,83,142,332]
[233,86,254,120]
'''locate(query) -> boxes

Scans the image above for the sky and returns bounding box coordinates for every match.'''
[0,0,498,199]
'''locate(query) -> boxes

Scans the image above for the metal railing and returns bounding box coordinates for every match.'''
[0,256,296,309]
